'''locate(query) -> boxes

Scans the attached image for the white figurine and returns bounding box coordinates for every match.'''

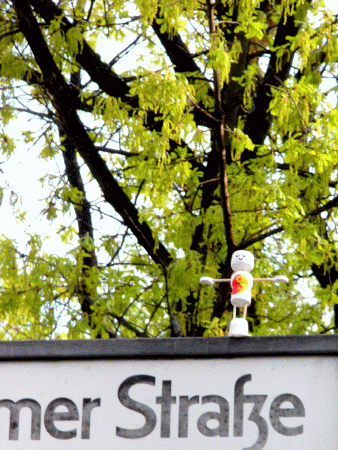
[200,250,289,337]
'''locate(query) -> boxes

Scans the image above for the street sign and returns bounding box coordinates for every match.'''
[0,335,336,450]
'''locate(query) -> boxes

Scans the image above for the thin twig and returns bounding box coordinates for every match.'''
[272,77,310,133]
[187,93,219,124]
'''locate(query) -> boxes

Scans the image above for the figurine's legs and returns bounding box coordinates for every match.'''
[233,306,237,319]
[229,301,250,337]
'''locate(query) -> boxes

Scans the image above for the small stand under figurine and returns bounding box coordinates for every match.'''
[199,250,288,337]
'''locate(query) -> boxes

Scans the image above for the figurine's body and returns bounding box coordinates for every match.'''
[231,271,253,306]
[230,250,254,308]
[199,250,289,337]
[229,250,255,337]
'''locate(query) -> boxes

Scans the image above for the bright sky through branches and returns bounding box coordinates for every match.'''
[1,0,338,256]
[1,0,338,339]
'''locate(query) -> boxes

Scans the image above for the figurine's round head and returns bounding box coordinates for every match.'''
[231,250,254,272]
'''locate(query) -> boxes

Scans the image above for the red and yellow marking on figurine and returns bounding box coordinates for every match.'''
[232,274,249,294]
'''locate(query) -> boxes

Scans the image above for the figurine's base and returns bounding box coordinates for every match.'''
[228,318,250,337]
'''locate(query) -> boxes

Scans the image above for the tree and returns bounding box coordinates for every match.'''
[0,0,338,339]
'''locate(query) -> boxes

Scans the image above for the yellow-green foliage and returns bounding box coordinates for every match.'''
[0,0,337,339]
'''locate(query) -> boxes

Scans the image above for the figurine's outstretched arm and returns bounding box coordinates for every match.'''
[253,276,289,284]
[199,275,289,286]
[199,277,230,286]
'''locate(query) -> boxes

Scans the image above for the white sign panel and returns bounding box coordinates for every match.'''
[0,355,336,449]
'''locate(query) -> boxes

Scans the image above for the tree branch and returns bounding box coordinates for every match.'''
[243,6,302,146]
[14,0,172,269]
[241,195,338,248]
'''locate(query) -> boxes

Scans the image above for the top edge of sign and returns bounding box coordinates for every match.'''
[0,335,336,361]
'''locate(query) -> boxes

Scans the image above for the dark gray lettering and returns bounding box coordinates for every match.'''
[44,398,79,439]
[197,395,229,437]
[178,395,199,438]
[156,380,176,437]
[234,374,268,450]
[116,375,157,439]
[0,399,41,440]
[81,398,101,439]
[269,394,305,436]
